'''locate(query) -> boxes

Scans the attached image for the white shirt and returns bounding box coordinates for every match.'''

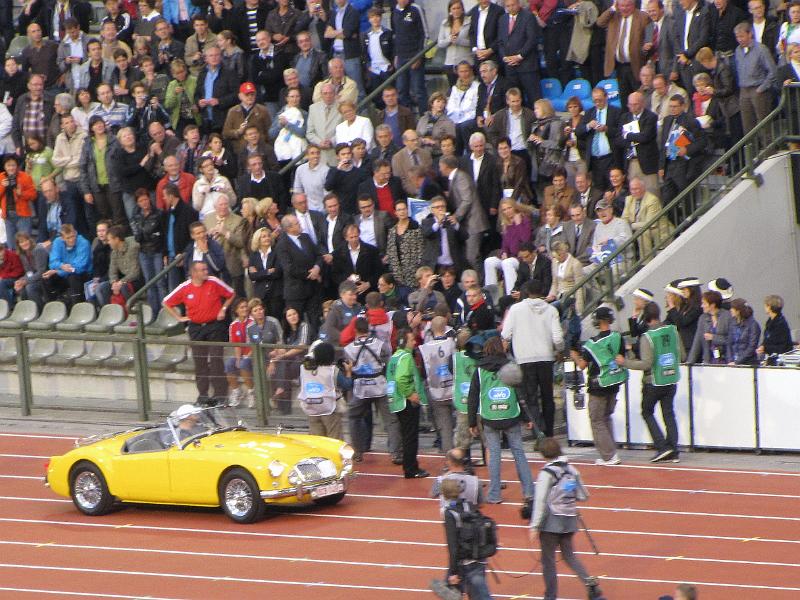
[367,29,391,74]
[470,153,484,183]
[349,245,360,268]
[476,5,489,50]
[292,161,329,212]
[335,115,375,150]
[326,216,338,253]
[64,34,85,89]
[359,214,377,246]
[683,4,697,51]
[508,110,525,150]
[753,20,765,44]
[296,210,317,244]
[446,81,480,124]
[259,248,271,269]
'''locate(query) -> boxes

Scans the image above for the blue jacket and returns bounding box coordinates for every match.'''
[49,235,92,277]
[391,2,426,60]
[162,0,200,25]
[183,237,231,284]
[727,316,761,365]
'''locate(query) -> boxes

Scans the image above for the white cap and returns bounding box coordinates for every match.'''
[171,404,200,420]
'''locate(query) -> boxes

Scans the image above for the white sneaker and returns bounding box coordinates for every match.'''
[594,454,621,466]
[228,388,241,407]
[246,389,255,408]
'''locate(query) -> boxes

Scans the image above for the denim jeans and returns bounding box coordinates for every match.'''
[462,562,492,599]
[139,252,166,314]
[4,216,31,250]
[483,422,534,503]
[343,56,366,102]
[0,278,15,305]
[641,383,678,453]
[395,59,427,110]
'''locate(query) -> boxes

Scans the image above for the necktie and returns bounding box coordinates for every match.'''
[591,109,603,156]
[325,104,331,119]
[508,14,516,34]
[617,17,629,63]
[576,225,581,240]
[412,151,419,166]
[485,82,494,115]
[652,23,660,61]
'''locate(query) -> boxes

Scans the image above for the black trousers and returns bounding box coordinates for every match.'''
[395,402,421,476]
[614,62,637,110]
[43,273,88,306]
[641,383,678,453]
[539,531,590,600]
[521,361,555,436]
[188,320,228,400]
[286,293,321,330]
[506,70,541,107]
[589,153,614,191]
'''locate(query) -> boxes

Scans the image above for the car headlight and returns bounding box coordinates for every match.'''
[287,470,300,485]
[339,444,355,461]
[268,460,286,477]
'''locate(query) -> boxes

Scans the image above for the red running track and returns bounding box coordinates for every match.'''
[1,432,800,599]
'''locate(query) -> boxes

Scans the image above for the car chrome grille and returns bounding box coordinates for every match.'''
[292,458,337,483]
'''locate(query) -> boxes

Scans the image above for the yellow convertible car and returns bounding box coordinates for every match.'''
[45,404,355,523]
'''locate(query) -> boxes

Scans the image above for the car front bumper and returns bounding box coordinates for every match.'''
[260,471,354,500]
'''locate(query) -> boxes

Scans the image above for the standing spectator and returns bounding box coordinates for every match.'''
[501,279,563,437]
[460,132,501,236]
[570,307,625,465]
[193,156,236,219]
[249,30,289,118]
[467,335,534,502]
[421,197,467,275]
[547,240,585,313]
[11,74,53,156]
[20,23,60,90]
[217,30,246,81]
[621,178,672,260]
[100,21,132,62]
[0,156,36,249]
[353,195,392,255]
[125,83,170,140]
[392,130,432,197]
[183,221,229,282]
[483,199,533,292]
[438,0,473,86]
[293,146,330,212]
[163,261,235,404]
[617,91,660,196]
[319,280,361,345]
[274,306,312,411]
[563,203,596,266]
[0,58,26,115]
[734,22,776,138]
[36,179,64,244]
[325,143,369,215]
[650,74,689,132]
[184,15,217,76]
[245,297,284,404]
[209,0,269,55]
[373,87,416,147]
[0,243,24,305]
[236,154,288,209]
[222,82,272,157]
[135,56,170,104]
[391,0,428,111]
[758,295,794,358]
[325,0,365,100]
[43,224,92,306]
[688,290,732,364]
[164,60,200,135]
[708,0,748,58]
[694,47,743,152]
[362,7,394,104]
[748,0,778,56]
[91,83,129,133]
[235,125,280,176]
[201,133,237,183]
[469,0,504,67]
[175,123,205,176]
[534,205,566,259]
[162,183,198,292]
[671,0,711,94]
[596,0,649,108]
[130,190,166,314]
[294,30,329,91]
[195,45,239,135]
[204,195,246,296]
[269,88,309,170]
[727,299,761,365]
[115,126,155,226]
[386,199,423,289]
[156,155,195,210]
[486,88,535,177]
[247,227,283,317]
[619,302,684,462]
[307,83,342,167]
[664,279,702,354]
[69,88,99,134]
[438,156,489,269]
[358,159,405,217]
[495,138,535,205]
[275,214,324,326]
[96,225,141,307]
[584,198,633,276]
[476,60,508,131]
[58,19,91,93]
[576,87,621,191]
[496,0,542,106]
[658,94,707,207]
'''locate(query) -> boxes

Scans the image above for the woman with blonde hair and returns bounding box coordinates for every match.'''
[247,226,283,318]
[334,101,374,150]
[416,91,456,157]
[529,98,564,191]
[546,240,585,313]
[255,197,282,236]
[484,198,534,291]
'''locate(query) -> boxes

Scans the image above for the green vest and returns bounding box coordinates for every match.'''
[583,332,628,387]
[644,325,681,386]
[453,351,477,415]
[386,349,428,413]
[477,368,521,421]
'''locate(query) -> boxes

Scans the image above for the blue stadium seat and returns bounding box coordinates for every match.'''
[552,79,592,112]
[540,78,563,102]
[597,78,622,109]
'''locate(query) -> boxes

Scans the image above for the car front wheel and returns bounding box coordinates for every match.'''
[219,468,265,524]
[69,461,115,516]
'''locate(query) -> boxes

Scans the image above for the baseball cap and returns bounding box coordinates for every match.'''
[595,198,612,211]
[239,82,256,95]
[593,306,615,323]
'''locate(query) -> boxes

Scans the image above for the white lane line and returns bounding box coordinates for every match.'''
[0,454,50,459]
[2,515,799,550]
[0,433,78,440]
[0,560,798,594]
[0,587,185,600]
[0,496,70,504]
[0,475,41,480]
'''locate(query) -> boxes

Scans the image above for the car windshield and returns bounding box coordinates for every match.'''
[166,405,247,446]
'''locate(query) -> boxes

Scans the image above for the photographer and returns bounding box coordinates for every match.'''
[430,448,483,513]
[408,266,447,317]
[298,341,351,441]
[419,316,458,453]
[421,196,468,276]
[0,155,37,250]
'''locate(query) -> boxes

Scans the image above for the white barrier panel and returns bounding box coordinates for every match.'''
[564,362,626,445]
[691,366,756,449]
[627,366,692,447]
[757,368,800,450]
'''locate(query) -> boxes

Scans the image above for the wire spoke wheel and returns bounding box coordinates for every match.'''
[224,478,254,518]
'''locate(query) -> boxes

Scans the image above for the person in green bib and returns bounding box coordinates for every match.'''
[570,307,626,466]
[617,302,685,463]
[386,328,430,479]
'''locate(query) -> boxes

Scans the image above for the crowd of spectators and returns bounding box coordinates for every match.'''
[0,0,796,371]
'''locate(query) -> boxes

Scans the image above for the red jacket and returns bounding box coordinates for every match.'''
[0,249,24,280]
[155,172,196,211]
[0,171,37,219]
[339,308,396,348]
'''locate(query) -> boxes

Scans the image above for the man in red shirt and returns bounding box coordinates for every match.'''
[163,260,235,404]
[0,243,24,306]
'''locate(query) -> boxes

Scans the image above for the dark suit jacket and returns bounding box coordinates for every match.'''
[420,214,468,274]
[672,3,712,59]
[416,177,443,200]
[331,242,383,292]
[750,16,779,60]
[319,213,354,255]
[247,248,283,300]
[577,186,605,219]
[182,237,230,283]
[210,1,271,51]
[323,3,361,59]
[513,255,552,294]
[487,106,536,149]
[275,232,324,302]
[496,9,541,73]
[291,49,329,88]
[372,105,416,134]
[235,171,290,211]
[20,0,92,37]
[354,211,393,255]
[562,219,597,265]
[468,2,505,57]
[288,208,327,247]
[658,112,708,171]
[645,17,677,75]
[357,176,407,213]
[458,153,502,215]
[616,109,659,175]
[476,76,509,120]
[162,200,199,257]
[576,104,623,164]
[194,66,239,132]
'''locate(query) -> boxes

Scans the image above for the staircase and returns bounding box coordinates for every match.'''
[562,84,800,317]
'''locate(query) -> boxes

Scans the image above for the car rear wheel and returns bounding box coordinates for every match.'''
[70,461,114,516]
[219,468,265,524]
[312,491,346,507]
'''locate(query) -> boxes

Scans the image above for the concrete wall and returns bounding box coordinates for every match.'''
[616,154,800,331]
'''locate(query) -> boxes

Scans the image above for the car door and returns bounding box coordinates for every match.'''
[111,435,173,503]
[168,438,224,505]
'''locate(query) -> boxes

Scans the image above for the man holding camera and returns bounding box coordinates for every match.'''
[0,155,37,250]
[421,196,468,275]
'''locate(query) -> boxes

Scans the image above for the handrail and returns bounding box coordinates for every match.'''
[278,39,439,176]
[126,253,184,312]
[560,85,799,317]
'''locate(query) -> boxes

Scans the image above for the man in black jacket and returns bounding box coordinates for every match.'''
[324,143,370,216]
[357,159,406,216]
[616,91,660,196]
[236,155,289,210]
[293,30,329,89]
[275,214,324,325]
[331,224,383,303]
[162,185,199,292]
[421,196,468,275]
[19,0,92,40]
[326,0,365,100]
[248,30,289,116]
[391,0,427,110]
[468,0,504,66]
[208,0,270,53]
[475,61,507,130]
[658,94,707,208]
[194,45,239,134]
[496,0,542,106]
[576,87,622,191]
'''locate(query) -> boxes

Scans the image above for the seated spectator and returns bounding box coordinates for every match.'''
[496,137,534,205]
[156,155,195,210]
[312,57,358,105]
[434,266,460,315]
[392,130,432,197]
[204,195,246,297]
[758,294,794,358]
[542,168,577,216]
[603,167,629,216]
[236,125,280,176]
[247,227,283,318]
[192,156,236,219]
[534,205,566,259]
[335,101,374,150]
[235,154,288,209]
[563,203,596,266]
[0,242,24,305]
[583,198,633,276]
[386,199,423,289]
[509,242,552,303]
[217,30,246,81]
[96,225,141,306]
[688,290,732,365]
[358,159,405,217]
[14,232,49,308]
[163,59,200,136]
[269,89,309,168]
[325,143,369,215]
[278,68,312,112]
[130,189,166,314]
[162,183,198,292]
[256,197,283,238]
[727,298,762,366]
[354,195,392,255]
[408,266,447,314]
[293,145,330,212]
[1,155,37,249]
[222,81,272,158]
[135,56,170,104]
[546,240,585,314]
[89,220,112,295]
[43,224,92,306]
[201,133,238,182]
[183,221,230,282]
[416,91,456,160]
[446,61,480,153]
[36,179,64,244]
[484,199,534,292]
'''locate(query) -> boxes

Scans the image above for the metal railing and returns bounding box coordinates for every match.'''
[561,85,800,317]
[277,39,439,176]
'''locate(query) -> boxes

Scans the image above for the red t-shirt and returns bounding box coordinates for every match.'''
[229,317,254,355]
[163,277,234,324]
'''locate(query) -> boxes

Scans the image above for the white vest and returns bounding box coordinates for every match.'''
[344,336,388,398]
[419,337,455,402]
[298,365,338,416]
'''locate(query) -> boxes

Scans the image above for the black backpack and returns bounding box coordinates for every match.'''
[448,501,498,561]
